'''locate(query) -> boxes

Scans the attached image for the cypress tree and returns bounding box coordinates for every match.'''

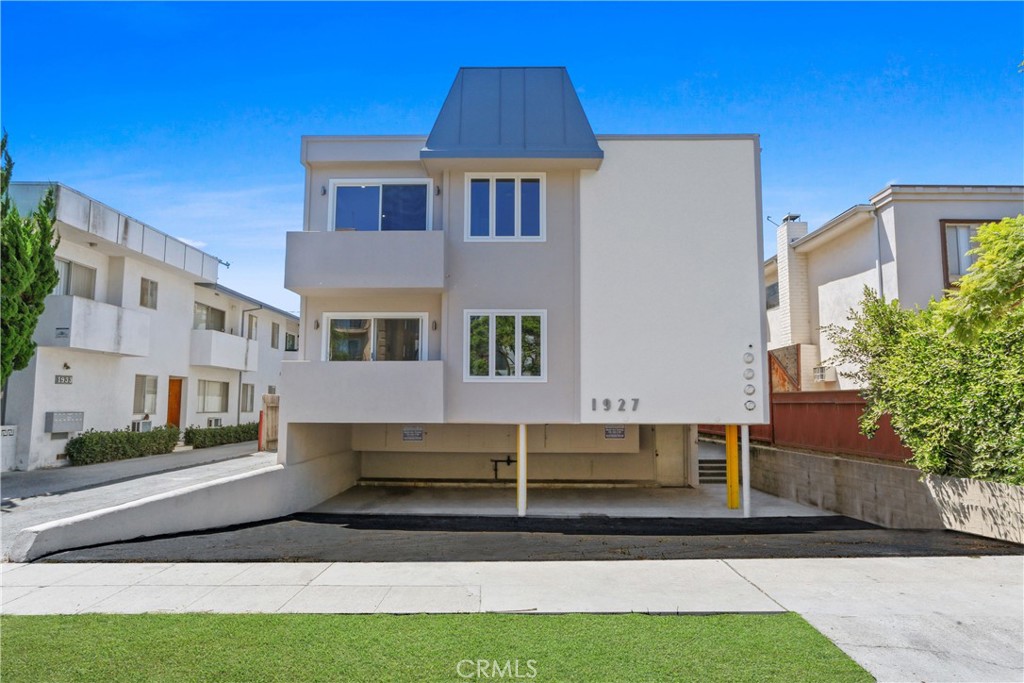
[1,131,60,387]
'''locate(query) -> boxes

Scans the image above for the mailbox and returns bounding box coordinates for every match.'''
[44,411,84,433]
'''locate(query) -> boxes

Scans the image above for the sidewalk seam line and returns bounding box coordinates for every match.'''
[721,560,787,612]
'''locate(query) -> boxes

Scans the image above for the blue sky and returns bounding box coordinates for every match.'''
[3,1,1021,311]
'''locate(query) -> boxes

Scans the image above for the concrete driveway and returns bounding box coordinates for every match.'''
[1,444,275,561]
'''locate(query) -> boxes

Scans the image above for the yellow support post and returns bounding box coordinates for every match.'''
[725,424,740,509]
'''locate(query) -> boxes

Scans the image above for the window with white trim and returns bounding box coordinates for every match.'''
[271,322,280,349]
[53,259,96,299]
[323,314,426,361]
[240,383,255,413]
[465,174,545,241]
[247,314,258,341]
[464,310,545,381]
[132,374,157,414]
[198,380,229,413]
[139,278,158,309]
[330,179,432,232]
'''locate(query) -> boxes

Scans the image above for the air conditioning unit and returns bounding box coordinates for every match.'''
[131,419,152,433]
[813,365,838,383]
[207,417,223,428]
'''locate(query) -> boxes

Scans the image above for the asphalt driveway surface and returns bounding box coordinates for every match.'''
[44,513,1022,562]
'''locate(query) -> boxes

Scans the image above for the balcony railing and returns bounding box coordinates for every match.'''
[190,329,259,371]
[280,360,444,423]
[35,296,149,356]
[284,230,445,295]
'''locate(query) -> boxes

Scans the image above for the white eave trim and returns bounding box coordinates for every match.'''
[792,205,875,254]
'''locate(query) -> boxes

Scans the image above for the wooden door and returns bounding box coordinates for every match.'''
[167,378,182,428]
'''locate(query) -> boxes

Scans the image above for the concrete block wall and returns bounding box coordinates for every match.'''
[751,444,944,529]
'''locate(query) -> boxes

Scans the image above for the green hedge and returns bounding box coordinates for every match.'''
[183,422,258,449]
[65,425,180,466]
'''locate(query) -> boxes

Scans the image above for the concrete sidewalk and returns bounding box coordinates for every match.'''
[1,449,276,561]
[2,556,1021,682]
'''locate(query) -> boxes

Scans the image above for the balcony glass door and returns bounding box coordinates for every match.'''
[327,316,423,361]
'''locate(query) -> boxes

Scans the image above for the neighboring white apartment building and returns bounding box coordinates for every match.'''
[2,183,299,471]
[765,185,1024,390]
[279,67,768,503]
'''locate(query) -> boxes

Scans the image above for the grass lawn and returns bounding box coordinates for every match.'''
[1,612,871,682]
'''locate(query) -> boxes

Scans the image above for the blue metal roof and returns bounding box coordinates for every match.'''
[421,67,603,160]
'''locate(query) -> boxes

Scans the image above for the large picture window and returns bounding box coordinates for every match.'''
[198,380,229,413]
[464,310,545,381]
[323,313,425,361]
[465,174,545,241]
[330,179,431,232]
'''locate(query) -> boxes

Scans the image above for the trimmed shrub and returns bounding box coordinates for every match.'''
[183,422,258,449]
[65,425,180,466]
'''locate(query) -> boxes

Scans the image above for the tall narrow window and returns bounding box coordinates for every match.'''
[464,311,546,381]
[271,322,280,349]
[240,383,255,412]
[331,180,431,231]
[943,221,982,286]
[325,315,425,361]
[465,174,545,241]
[247,315,258,341]
[133,375,158,414]
[140,278,158,309]
[285,332,298,352]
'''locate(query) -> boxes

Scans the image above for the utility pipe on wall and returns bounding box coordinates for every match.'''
[741,425,751,518]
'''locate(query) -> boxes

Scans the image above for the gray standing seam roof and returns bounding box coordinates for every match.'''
[421,67,603,160]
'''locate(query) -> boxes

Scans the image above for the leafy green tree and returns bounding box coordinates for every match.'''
[826,216,1024,484]
[1,132,60,387]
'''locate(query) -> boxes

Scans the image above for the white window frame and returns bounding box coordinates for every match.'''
[197,379,229,414]
[327,178,434,232]
[271,322,280,349]
[53,258,97,299]
[321,312,428,362]
[240,383,255,413]
[132,374,158,414]
[464,173,546,242]
[247,314,258,341]
[463,309,547,383]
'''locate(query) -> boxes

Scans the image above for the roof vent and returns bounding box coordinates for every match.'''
[783,213,801,223]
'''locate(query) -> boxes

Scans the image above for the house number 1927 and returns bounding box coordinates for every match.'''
[591,398,639,412]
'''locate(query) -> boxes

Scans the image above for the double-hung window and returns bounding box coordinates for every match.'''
[465,173,545,241]
[330,179,432,231]
[323,313,426,361]
[53,259,96,299]
[464,310,545,381]
[942,221,983,286]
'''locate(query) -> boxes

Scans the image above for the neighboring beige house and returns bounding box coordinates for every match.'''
[279,67,769,513]
[2,183,299,471]
[765,185,1024,390]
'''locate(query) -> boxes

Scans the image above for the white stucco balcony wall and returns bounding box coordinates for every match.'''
[281,360,444,423]
[35,295,150,356]
[284,230,445,294]
[190,329,259,372]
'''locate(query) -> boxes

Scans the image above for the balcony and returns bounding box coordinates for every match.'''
[280,360,444,423]
[284,230,445,295]
[190,329,258,371]
[35,296,149,356]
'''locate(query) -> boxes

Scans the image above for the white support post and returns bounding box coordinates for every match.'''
[741,425,751,518]
[517,424,528,517]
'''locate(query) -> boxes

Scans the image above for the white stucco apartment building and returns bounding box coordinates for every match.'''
[278,67,769,509]
[765,185,1024,390]
[2,183,299,471]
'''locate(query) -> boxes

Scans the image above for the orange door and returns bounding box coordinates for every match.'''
[167,378,182,428]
